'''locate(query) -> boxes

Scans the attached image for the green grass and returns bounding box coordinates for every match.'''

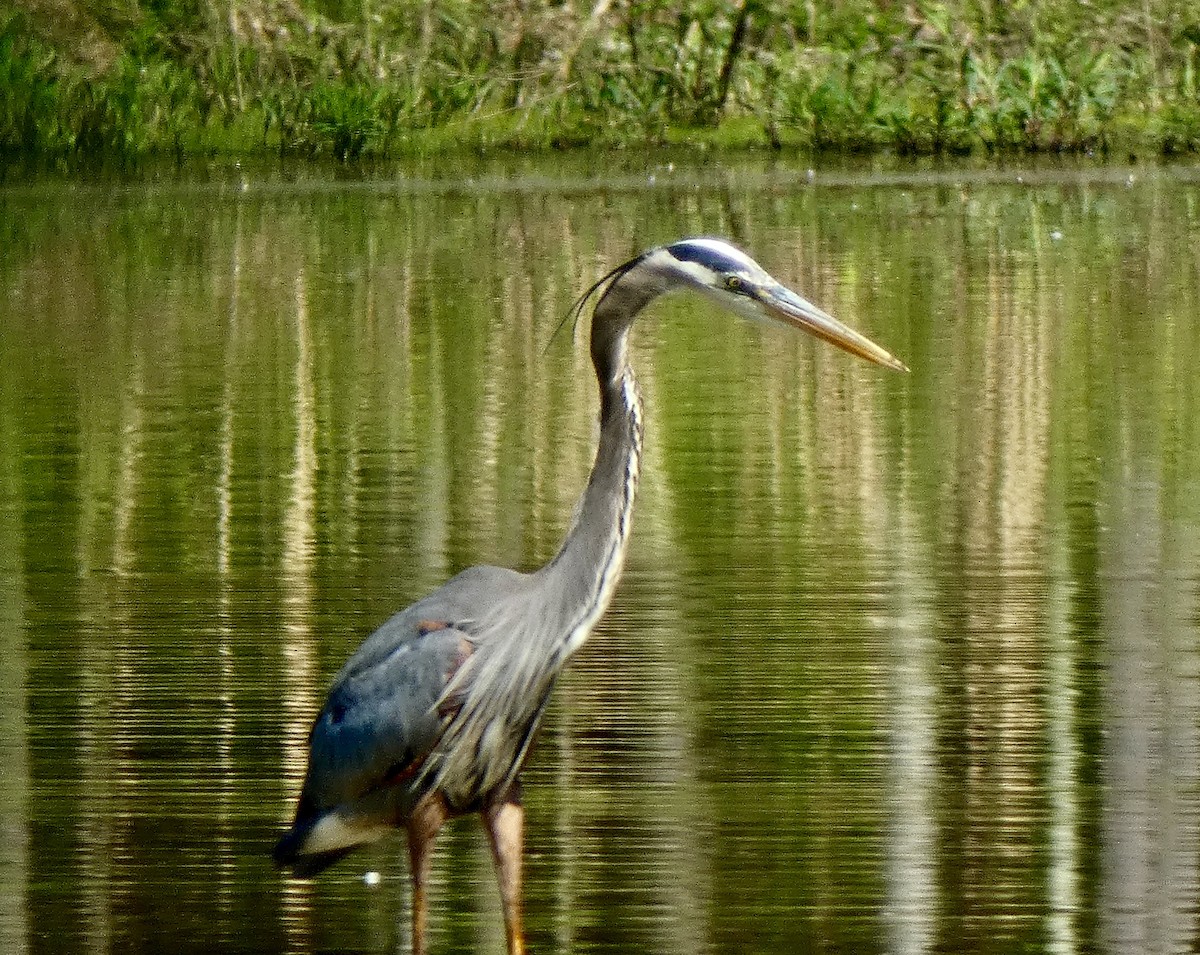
[3,1,1200,162]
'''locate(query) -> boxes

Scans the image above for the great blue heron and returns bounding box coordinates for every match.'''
[274,237,907,954]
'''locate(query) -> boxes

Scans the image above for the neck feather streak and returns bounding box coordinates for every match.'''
[543,358,643,658]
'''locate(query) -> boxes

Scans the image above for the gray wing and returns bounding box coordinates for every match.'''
[296,564,525,813]
[299,618,469,811]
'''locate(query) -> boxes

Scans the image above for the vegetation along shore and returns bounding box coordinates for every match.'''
[3,0,1200,162]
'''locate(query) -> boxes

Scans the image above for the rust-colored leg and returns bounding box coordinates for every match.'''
[407,795,448,955]
[483,792,525,955]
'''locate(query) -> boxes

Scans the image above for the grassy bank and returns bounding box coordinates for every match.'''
[4,0,1200,162]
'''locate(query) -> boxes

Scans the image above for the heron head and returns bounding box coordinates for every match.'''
[649,237,908,372]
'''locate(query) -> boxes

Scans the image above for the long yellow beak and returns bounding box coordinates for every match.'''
[755,283,909,373]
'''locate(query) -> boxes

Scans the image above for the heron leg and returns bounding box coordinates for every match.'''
[407,794,448,955]
[483,786,525,955]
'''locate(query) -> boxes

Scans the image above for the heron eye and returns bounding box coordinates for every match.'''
[724,275,743,292]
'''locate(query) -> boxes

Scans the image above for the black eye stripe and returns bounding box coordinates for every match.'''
[667,241,744,274]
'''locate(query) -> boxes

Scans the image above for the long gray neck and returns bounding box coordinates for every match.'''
[538,275,661,657]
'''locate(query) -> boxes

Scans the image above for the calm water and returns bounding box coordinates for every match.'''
[1,156,1199,955]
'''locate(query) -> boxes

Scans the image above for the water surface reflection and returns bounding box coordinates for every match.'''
[1,160,1198,954]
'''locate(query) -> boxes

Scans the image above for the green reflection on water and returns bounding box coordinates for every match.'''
[1,160,1199,955]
